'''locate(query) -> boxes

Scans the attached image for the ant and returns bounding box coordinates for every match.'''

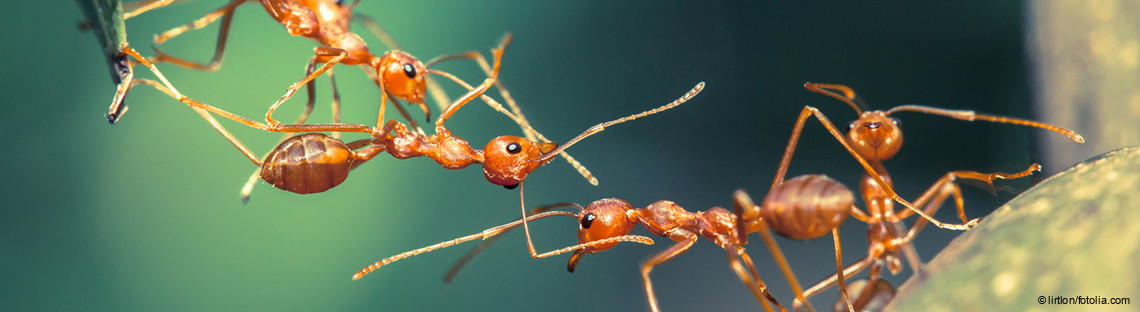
[749,82,1086,311]
[134,35,702,199]
[141,0,507,132]
[347,195,794,312]
[129,1,586,199]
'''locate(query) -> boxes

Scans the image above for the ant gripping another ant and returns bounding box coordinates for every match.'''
[132,33,703,201]
[127,0,594,200]
[139,0,545,140]
[143,0,453,128]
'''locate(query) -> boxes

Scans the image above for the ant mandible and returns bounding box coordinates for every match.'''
[749,82,1084,311]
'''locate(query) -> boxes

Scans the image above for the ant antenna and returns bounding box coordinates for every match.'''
[351,206,654,280]
[804,82,864,115]
[537,81,706,165]
[883,105,1085,143]
[352,210,578,280]
[443,202,585,283]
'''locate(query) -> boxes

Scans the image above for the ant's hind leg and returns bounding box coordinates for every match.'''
[725,245,787,312]
[150,0,246,71]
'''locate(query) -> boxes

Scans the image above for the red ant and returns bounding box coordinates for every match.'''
[140,0,509,131]
[750,82,1085,311]
[133,35,702,199]
[348,175,872,312]
[128,1,587,199]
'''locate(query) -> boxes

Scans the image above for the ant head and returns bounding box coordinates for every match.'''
[846,111,903,161]
[377,51,427,105]
[567,198,636,272]
[482,136,558,188]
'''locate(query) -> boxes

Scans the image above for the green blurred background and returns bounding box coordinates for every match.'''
[1,1,1102,311]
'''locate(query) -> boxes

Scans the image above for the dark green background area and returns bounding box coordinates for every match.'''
[2,1,1068,311]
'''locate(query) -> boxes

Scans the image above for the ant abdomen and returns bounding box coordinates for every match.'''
[761,174,854,240]
[260,133,358,194]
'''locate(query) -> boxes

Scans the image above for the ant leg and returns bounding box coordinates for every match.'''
[894,163,1041,223]
[122,0,177,19]
[778,106,979,230]
[442,203,585,283]
[358,65,425,137]
[889,163,1041,254]
[328,64,341,137]
[640,236,697,312]
[726,245,788,312]
[434,34,512,129]
[848,205,872,223]
[123,45,372,135]
[801,257,874,305]
[262,47,362,133]
[388,97,426,136]
[426,51,534,140]
[240,57,326,203]
[832,229,855,312]
[149,0,244,71]
[117,46,263,165]
[130,79,261,165]
[733,190,816,312]
[428,69,598,185]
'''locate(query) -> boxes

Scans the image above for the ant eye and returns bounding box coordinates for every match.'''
[402,63,417,78]
[892,119,901,128]
[580,213,596,229]
[506,142,522,154]
[335,0,344,6]
[847,122,856,131]
[503,183,519,190]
